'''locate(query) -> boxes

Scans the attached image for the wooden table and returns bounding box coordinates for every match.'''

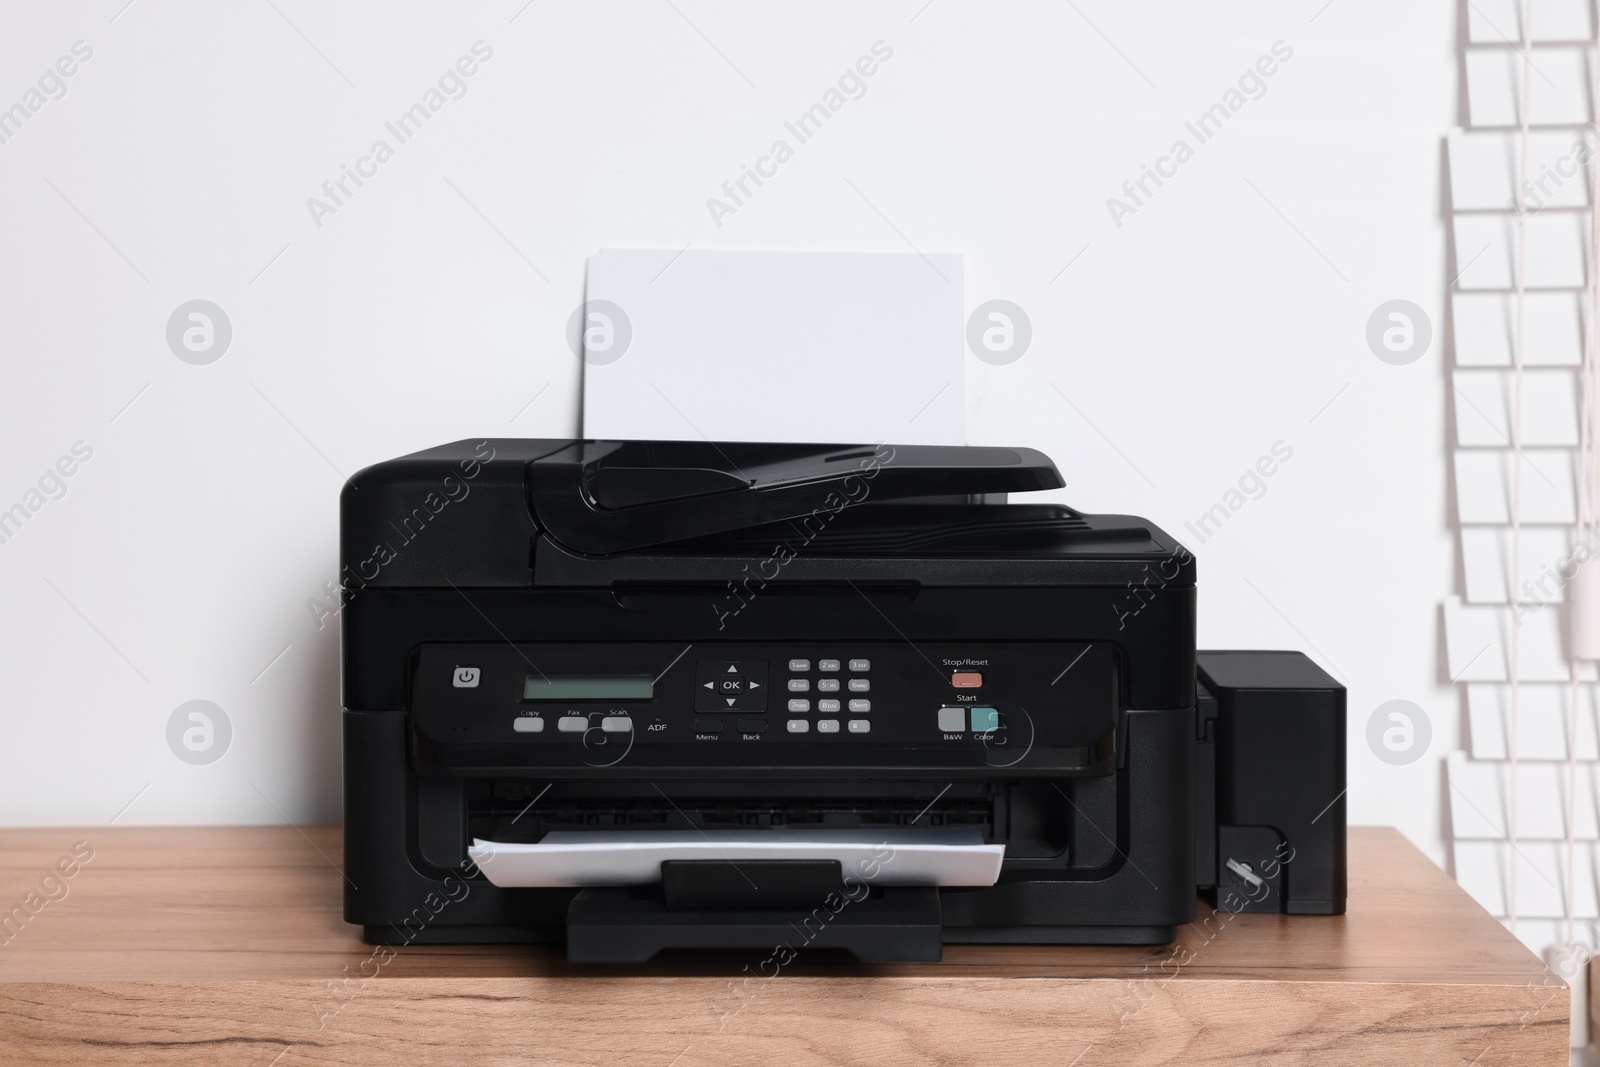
[0,826,1567,1065]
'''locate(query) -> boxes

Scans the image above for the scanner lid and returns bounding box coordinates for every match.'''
[527,440,1065,554]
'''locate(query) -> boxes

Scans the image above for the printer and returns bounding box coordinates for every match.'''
[341,438,1345,961]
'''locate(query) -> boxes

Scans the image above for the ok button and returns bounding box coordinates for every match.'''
[719,675,746,692]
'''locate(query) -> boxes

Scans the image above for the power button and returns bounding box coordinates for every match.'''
[452,666,481,688]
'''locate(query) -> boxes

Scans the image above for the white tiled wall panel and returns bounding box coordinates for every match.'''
[1454,447,1575,524]
[1466,0,1593,45]
[1453,368,1578,446]
[1465,44,1594,127]
[1459,524,1575,603]
[1453,211,1590,289]
[1467,681,1600,759]
[1448,127,1593,210]
[1453,290,1587,367]
[1443,595,1590,682]
[1448,24,1600,976]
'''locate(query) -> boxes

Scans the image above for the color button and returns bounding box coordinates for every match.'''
[787,719,810,733]
[937,707,965,732]
[513,717,544,733]
[970,707,1000,732]
[951,672,983,689]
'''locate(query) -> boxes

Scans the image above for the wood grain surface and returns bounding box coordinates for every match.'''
[0,826,1568,1065]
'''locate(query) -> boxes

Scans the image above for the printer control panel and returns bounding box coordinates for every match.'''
[411,641,1120,776]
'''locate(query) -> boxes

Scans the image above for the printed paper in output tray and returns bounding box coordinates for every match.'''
[467,828,1007,888]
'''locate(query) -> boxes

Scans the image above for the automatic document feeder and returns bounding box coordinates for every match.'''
[340,439,1345,961]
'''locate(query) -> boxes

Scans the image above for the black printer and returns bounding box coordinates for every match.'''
[340,439,1345,961]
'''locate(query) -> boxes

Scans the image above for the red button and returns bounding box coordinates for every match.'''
[951,672,983,688]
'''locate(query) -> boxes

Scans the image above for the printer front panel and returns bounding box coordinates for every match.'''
[340,442,1205,950]
[409,640,1120,778]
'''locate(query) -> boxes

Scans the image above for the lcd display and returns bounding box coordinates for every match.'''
[523,675,654,701]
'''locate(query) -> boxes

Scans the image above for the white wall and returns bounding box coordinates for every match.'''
[0,0,1457,862]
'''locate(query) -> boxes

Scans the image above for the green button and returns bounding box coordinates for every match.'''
[970,707,999,732]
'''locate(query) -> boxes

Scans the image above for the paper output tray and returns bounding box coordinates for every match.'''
[467,829,1005,888]
[466,829,1002,962]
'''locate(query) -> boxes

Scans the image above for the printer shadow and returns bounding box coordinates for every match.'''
[490,942,1161,979]
[1437,94,1462,881]
[291,622,343,823]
